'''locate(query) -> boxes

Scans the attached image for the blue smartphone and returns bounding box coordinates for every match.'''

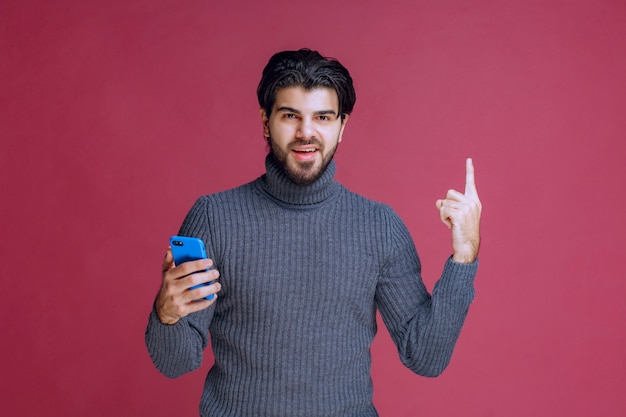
[169,236,214,300]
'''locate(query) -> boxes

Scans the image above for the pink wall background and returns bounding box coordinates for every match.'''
[2,1,625,415]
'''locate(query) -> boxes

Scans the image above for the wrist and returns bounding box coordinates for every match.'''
[452,252,477,264]
[158,314,180,325]
[155,301,181,325]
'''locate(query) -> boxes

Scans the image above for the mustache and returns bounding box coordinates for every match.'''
[288,139,323,148]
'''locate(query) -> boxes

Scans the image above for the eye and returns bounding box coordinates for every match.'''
[317,114,338,122]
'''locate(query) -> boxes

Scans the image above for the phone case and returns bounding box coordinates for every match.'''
[169,236,214,300]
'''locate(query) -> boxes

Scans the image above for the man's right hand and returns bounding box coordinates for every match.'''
[155,248,221,325]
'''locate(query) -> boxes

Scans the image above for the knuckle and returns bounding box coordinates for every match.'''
[162,283,175,296]
[173,304,186,317]
[161,280,177,296]
[168,286,180,297]
[187,272,203,286]
[178,262,195,276]
[163,268,177,281]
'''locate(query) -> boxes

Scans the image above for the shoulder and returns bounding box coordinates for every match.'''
[194,179,259,206]
[337,186,411,245]
[178,180,260,237]
[340,186,402,221]
[337,186,417,265]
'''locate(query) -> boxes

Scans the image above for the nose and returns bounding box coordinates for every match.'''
[296,118,315,139]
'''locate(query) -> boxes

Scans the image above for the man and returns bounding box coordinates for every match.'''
[145,48,481,417]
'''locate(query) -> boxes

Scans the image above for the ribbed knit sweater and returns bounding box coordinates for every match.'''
[145,154,477,417]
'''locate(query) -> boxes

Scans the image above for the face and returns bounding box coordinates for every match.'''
[260,86,348,185]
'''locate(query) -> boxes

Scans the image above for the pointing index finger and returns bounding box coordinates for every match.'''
[464,158,477,196]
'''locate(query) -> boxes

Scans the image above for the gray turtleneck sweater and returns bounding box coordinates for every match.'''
[145,155,477,417]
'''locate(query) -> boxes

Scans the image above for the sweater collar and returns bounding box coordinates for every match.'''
[258,153,341,206]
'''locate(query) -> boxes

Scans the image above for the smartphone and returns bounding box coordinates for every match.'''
[169,236,214,300]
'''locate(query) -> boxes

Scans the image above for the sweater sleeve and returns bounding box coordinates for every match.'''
[145,306,213,378]
[375,209,477,377]
[144,197,216,378]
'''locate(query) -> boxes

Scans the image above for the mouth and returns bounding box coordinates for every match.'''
[291,145,319,161]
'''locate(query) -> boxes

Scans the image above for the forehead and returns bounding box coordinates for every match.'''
[273,86,339,112]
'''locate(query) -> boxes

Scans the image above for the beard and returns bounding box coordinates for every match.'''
[268,137,339,186]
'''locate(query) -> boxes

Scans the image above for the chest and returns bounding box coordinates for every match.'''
[211,207,385,323]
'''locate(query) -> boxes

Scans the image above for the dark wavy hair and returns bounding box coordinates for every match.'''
[257,49,356,122]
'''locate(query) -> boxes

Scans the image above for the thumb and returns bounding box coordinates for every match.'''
[162,247,175,271]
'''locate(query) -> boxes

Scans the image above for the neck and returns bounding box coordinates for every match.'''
[258,153,340,206]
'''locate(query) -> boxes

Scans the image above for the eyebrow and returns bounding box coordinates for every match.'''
[275,106,338,116]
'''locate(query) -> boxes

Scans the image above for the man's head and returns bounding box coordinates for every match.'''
[257,49,356,185]
[257,49,356,123]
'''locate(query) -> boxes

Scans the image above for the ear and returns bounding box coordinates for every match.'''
[259,108,270,138]
[338,114,349,143]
